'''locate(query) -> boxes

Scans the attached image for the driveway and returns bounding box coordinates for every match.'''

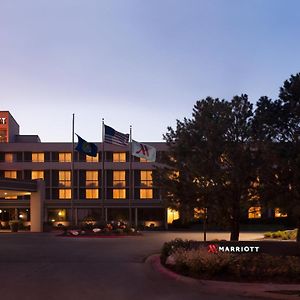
[0,231,270,300]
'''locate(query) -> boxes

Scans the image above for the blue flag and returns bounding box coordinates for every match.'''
[75,134,98,157]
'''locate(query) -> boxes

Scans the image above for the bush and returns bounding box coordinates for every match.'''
[264,229,297,240]
[161,238,199,263]
[167,247,300,282]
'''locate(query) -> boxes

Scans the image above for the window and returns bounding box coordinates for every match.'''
[32,153,44,162]
[5,153,13,162]
[0,130,7,143]
[113,152,126,162]
[86,189,99,199]
[113,171,126,187]
[194,208,205,219]
[141,171,152,187]
[48,209,67,222]
[86,171,98,187]
[59,153,71,162]
[248,207,261,219]
[140,189,153,199]
[167,208,179,224]
[274,208,288,218]
[140,157,148,163]
[4,171,17,179]
[59,189,71,199]
[113,189,126,199]
[113,171,126,199]
[31,171,44,180]
[86,154,99,162]
[59,171,71,187]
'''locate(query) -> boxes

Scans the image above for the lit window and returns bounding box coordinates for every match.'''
[59,189,71,199]
[5,153,13,162]
[248,206,261,219]
[32,153,44,162]
[167,208,179,224]
[0,130,7,143]
[86,189,99,199]
[113,152,126,162]
[31,171,44,180]
[59,171,71,187]
[194,208,205,219]
[141,171,152,187]
[274,208,288,218]
[4,171,17,179]
[140,189,153,199]
[86,171,98,187]
[86,154,99,162]
[113,189,126,199]
[113,171,126,187]
[59,153,71,162]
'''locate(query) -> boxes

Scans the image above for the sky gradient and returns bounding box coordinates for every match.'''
[1,0,300,142]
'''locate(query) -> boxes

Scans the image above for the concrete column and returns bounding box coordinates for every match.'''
[30,180,45,232]
[135,208,138,228]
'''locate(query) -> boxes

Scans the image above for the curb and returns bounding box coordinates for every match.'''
[146,254,300,300]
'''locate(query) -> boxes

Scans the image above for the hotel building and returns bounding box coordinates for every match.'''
[0,111,288,231]
[0,111,172,231]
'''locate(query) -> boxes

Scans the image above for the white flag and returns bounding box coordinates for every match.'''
[132,140,156,162]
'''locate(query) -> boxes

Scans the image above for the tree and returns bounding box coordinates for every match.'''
[254,73,300,242]
[159,96,257,241]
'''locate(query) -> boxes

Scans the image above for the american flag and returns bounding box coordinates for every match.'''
[104,125,129,146]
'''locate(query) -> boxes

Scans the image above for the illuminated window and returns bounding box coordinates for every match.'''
[59,153,71,162]
[5,153,13,162]
[86,154,99,162]
[113,152,126,162]
[113,171,126,187]
[140,189,153,199]
[113,189,126,199]
[4,171,17,179]
[86,189,99,199]
[167,208,179,224]
[59,189,71,199]
[274,208,288,218]
[194,208,205,219]
[0,130,7,143]
[169,171,179,181]
[59,171,71,187]
[141,171,152,187]
[32,153,44,162]
[140,157,148,162]
[86,171,98,187]
[248,206,261,219]
[31,171,44,180]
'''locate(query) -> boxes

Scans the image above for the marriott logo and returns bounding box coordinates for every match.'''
[208,244,260,253]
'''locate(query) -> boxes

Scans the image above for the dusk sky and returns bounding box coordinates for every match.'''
[1,0,300,142]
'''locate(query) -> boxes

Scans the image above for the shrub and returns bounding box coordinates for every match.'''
[264,229,297,240]
[161,239,199,263]
[167,247,300,282]
[263,232,272,238]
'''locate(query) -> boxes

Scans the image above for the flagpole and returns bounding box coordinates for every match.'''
[129,125,132,228]
[101,118,105,221]
[71,113,75,226]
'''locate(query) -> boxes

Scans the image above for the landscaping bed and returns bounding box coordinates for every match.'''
[161,239,300,283]
[264,229,298,240]
[57,220,141,237]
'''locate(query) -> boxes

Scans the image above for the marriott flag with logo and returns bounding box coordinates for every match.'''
[132,140,156,162]
[75,134,98,157]
[104,125,129,146]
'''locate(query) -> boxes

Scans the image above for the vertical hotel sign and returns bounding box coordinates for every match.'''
[0,112,8,142]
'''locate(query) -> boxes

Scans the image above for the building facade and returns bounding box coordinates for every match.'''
[0,111,170,229]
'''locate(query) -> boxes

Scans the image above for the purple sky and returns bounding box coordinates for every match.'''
[1,0,300,142]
